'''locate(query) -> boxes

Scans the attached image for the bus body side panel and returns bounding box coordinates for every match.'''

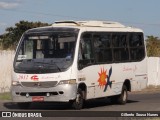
[130,58,148,91]
[77,64,128,100]
[77,58,147,100]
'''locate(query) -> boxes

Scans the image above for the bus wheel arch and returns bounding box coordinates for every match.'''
[123,79,131,92]
[78,83,87,99]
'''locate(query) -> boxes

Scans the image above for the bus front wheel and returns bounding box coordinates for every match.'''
[71,88,84,110]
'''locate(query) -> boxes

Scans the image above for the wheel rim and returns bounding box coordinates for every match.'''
[72,89,84,109]
[76,93,83,105]
[76,94,80,103]
[123,90,127,102]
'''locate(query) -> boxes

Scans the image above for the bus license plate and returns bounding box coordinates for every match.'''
[32,96,44,102]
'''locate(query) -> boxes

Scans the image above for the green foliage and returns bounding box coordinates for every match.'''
[0,92,11,100]
[146,35,160,57]
[0,20,50,50]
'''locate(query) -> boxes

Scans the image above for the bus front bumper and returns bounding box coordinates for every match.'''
[11,84,77,103]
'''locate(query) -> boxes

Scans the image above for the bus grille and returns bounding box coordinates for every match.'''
[21,81,58,88]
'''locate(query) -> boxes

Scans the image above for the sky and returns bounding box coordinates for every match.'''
[0,0,160,37]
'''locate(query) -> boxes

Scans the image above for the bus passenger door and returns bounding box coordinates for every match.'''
[77,33,96,99]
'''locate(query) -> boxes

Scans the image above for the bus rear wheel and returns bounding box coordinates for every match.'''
[71,88,84,110]
[117,85,128,104]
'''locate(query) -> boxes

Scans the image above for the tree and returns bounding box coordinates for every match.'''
[1,20,50,49]
[146,35,160,57]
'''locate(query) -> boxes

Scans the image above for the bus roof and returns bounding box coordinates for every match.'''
[52,20,143,32]
[53,20,126,28]
[27,20,143,33]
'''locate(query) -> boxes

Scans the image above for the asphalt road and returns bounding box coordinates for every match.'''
[0,92,160,111]
[1,92,160,111]
[0,92,160,119]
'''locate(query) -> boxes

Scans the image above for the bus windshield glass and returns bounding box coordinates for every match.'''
[14,28,79,74]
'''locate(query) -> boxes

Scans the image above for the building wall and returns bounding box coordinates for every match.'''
[0,50,15,93]
[147,57,160,86]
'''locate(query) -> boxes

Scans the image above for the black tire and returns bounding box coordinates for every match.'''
[17,102,31,109]
[117,85,128,105]
[71,88,84,110]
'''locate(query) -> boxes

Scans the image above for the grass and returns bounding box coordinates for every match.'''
[142,85,160,93]
[0,92,12,100]
[146,85,160,90]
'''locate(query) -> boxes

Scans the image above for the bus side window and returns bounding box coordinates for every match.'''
[93,33,112,63]
[129,33,145,61]
[112,34,129,62]
[78,34,94,69]
[93,35,103,62]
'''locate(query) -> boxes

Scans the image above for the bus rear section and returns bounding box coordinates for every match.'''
[76,30,147,105]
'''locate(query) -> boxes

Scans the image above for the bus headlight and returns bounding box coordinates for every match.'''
[59,79,76,85]
[12,81,20,86]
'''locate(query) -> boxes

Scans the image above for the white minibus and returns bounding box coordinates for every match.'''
[11,21,147,109]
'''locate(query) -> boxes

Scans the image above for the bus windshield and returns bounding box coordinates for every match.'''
[14,28,79,74]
